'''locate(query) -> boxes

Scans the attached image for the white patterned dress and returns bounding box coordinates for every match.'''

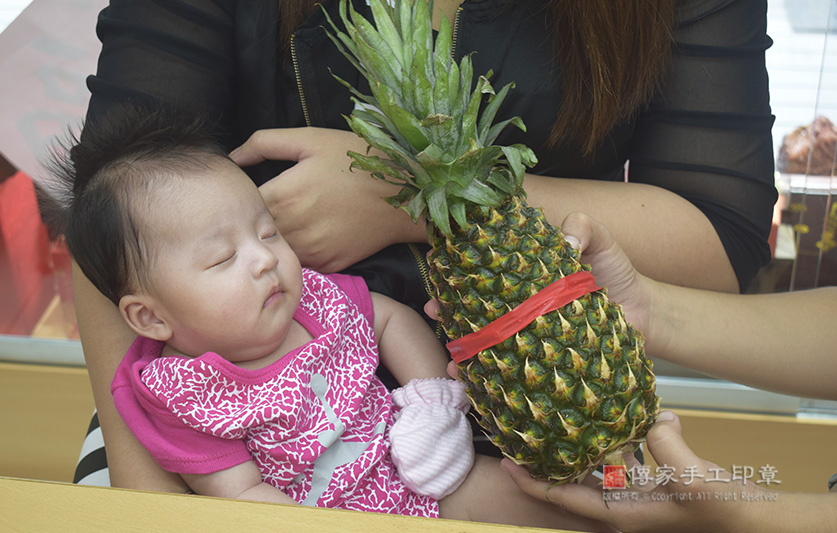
[111,269,437,516]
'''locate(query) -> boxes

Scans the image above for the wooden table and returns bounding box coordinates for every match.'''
[0,476,564,532]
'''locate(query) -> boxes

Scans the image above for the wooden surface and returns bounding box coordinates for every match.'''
[0,476,561,533]
[0,362,94,481]
[2,361,837,494]
[659,408,837,493]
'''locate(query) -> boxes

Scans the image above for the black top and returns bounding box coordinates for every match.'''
[86,0,776,291]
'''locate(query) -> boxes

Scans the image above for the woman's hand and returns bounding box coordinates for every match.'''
[559,211,654,337]
[502,411,768,533]
[230,127,427,272]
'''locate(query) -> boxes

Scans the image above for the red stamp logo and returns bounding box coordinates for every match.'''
[603,465,627,489]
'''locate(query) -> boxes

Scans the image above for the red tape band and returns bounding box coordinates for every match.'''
[446,270,601,364]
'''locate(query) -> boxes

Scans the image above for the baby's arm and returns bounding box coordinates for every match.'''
[181,461,297,505]
[370,292,474,500]
[370,292,449,383]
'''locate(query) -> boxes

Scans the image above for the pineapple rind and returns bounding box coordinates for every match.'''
[430,197,660,482]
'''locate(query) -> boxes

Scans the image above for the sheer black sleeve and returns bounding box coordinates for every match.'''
[87,0,234,127]
[629,0,777,291]
[85,0,280,150]
[85,0,289,182]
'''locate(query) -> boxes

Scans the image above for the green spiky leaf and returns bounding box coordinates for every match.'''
[323,0,539,237]
[427,184,452,235]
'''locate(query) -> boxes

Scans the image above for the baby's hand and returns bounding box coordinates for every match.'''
[389,378,474,500]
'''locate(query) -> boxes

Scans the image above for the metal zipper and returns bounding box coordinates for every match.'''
[451,5,463,60]
[408,243,434,298]
[290,34,312,127]
[408,242,445,339]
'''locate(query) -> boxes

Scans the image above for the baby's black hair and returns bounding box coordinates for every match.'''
[39,101,230,305]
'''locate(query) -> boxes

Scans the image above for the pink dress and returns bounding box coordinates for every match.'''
[111,269,438,517]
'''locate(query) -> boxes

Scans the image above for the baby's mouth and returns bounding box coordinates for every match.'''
[264,285,284,308]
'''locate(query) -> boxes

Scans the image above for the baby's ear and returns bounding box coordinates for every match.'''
[119,294,172,341]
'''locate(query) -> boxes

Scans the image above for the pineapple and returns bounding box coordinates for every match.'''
[324,0,659,483]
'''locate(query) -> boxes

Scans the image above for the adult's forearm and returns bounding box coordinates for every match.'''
[744,492,837,533]
[646,281,837,400]
[236,483,298,505]
[524,174,739,292]
[349,164,741,291]
[72,262,187,491]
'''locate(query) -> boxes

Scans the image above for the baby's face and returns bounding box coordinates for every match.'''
[141,159,303,363]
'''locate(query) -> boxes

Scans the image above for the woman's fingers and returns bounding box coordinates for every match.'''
[424,299,441,320]
[642,411,706,474]
[446,360,458,379]
[501,460,613,519]
[229,128,312,167]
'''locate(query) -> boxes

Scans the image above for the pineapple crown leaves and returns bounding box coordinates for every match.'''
[323,0,537,237]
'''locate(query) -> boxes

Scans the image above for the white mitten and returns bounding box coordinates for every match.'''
[389,378,475,500]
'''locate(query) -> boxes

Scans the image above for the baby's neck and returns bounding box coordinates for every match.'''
[159,319,314,370]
